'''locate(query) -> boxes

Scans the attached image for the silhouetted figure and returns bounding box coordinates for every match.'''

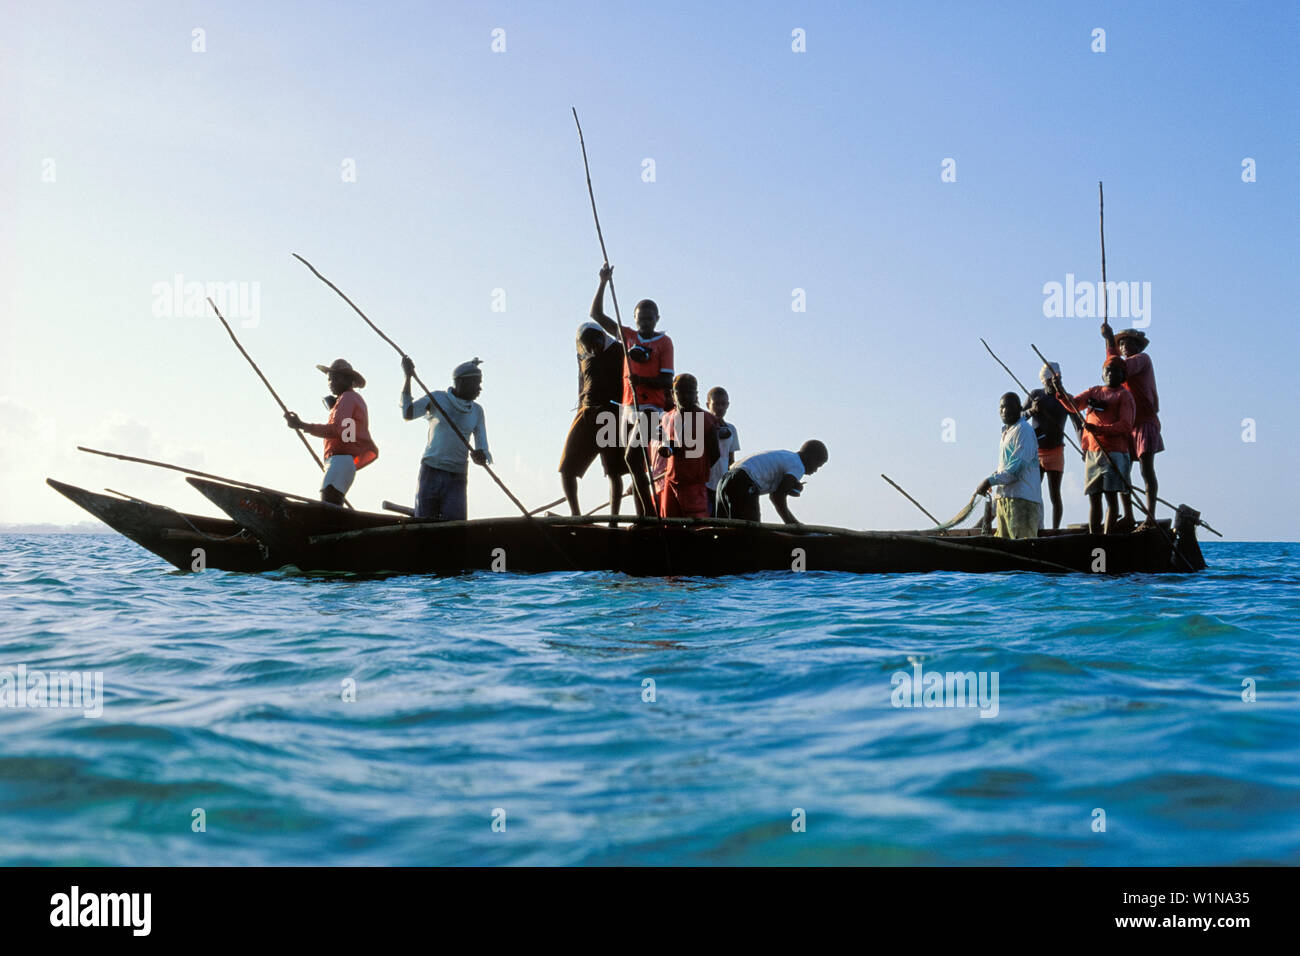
[716,440,828,525]
[284,359,378,505]
[590,264,674,516]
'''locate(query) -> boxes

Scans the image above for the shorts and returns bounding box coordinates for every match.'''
[620,404,663,449]
[1038,445,1065,474]
[321,454,357,494]
[1084,450,1131,495]
[1133,421,1164,458]
[559,405,627,478]
[415,464,467,520]
[994,497,1040,539]
[716,469,761,522]
[621,404,663,477]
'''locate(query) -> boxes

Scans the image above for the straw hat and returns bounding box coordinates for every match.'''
[316,358,366,387]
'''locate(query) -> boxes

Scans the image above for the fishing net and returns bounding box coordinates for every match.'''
[932,493,984,531]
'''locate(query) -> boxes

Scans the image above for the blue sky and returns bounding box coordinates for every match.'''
[3,1,1297,539]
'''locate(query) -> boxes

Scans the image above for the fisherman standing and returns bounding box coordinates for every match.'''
[656,374,720,519]
[400,356,491,520]
[1060,357,1135,535]
[716,441,828,525]
[705,386,740,517]
[590,264,674,517]
[975,393,1041,539]
[1103,323,1162,530]
[284,359,378,505]
[1023,362,1071,530]
[558,321,628,516]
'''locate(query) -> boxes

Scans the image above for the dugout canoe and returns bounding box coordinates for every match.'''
[190,477,1208,576]
[46,478,283,572]
[184,476,427,565]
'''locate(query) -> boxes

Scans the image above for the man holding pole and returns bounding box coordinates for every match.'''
[1102,323,1162,531]
[400,356,491,520]
[284,359,378,505]
[590,263,674,517]
[1059,357,1135,535]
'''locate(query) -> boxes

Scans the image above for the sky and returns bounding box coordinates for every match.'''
[3,1,1297,540]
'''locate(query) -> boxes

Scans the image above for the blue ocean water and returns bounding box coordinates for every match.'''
[1,533,1297,866]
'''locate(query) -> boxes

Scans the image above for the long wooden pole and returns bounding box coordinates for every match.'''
[980,338,1034,396]
[571,108,661,511]
[291,253,532,519]
[880,474,942,526]
[77,446,320,504]
[572,107,675,570]
[206,297,353,509]
[1099,181,1108,325]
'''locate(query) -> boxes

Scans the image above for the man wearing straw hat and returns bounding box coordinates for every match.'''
[1102,323,1162,531]
[284,359,379,505]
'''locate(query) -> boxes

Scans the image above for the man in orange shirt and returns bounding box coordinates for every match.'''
[285,358,379,505]
[590,263,674,517]
[656,374,721,519]
[1058,357,1135,534]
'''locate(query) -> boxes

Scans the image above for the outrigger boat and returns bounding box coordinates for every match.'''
[176,475,1207,577]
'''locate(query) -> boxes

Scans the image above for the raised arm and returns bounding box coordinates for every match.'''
[400,356,430,420]
[1101,320,1116,353]
[589,264,620,339]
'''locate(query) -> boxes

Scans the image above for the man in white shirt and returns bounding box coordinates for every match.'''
[716,440,828,525]
[705,386,740,517]
[401,356,491,520]
[974,392,1041,539]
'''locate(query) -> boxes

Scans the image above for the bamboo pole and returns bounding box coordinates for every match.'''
[207,297,353,509]
[77,446,320,503]
[880,474,942,526]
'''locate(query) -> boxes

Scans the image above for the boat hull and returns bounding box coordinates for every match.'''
[301,515,1205,576]
[189,477,1206,577]
[45,478,282,572]
[184,477,415,567]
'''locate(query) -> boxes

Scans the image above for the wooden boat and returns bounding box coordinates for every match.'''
[184,476,422,565]
[189,476,1208,576]
[45,478,283,572]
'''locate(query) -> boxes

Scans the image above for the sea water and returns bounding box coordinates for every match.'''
[1,534,1297,865]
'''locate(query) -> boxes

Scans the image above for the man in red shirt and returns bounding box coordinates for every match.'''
[590,263,674,517]
[1102,323,1162,531]
[285,358,379,505]
[656,374,721,519]
[1058,357,1135,534]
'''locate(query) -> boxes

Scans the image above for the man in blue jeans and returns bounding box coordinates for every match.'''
[401,356,491,520]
